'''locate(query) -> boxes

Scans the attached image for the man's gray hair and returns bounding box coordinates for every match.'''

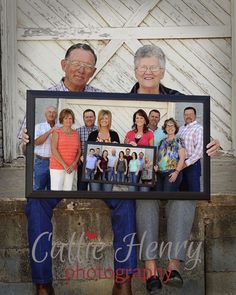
[134,45,166,69]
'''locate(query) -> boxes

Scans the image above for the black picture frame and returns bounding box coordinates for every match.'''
[26,90,210,200]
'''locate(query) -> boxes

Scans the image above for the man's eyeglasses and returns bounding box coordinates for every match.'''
[136,66,162,73]
[66,59,95,71]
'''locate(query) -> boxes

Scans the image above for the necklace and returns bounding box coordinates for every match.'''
[62,127,72,135]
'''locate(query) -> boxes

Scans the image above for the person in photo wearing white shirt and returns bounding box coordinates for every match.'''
[34,106,57,190]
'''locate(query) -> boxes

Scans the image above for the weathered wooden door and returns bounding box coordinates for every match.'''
[1,0,233,160]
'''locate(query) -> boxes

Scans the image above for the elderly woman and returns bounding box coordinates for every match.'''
[131,44,217,294]
[88,109,137,294]
[50,108,80,190]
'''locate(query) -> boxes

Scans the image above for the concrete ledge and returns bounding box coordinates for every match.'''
[1,196,236,294]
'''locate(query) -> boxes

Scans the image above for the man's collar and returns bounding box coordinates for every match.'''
[185,120,197,127]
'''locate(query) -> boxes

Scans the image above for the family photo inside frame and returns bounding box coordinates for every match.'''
[82,142,156,187]
[26,90,210,200]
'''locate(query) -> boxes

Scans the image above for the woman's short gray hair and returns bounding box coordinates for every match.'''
[134,45,166,69]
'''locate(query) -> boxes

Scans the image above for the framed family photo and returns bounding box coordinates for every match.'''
[25,90,210,200]
[82,142,156,186]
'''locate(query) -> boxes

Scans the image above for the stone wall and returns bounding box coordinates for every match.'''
[0,196,236,295]
[0,38,3,166]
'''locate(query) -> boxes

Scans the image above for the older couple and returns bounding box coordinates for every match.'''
[22,43,219,295]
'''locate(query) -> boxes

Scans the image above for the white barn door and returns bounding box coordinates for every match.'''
[1,0,233,160]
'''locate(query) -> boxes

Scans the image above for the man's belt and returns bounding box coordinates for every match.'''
[35,154,50,160]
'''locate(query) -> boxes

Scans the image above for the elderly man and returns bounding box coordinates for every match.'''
[22,43,136,295]
[34,106,57,191]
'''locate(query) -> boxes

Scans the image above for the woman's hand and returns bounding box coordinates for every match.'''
[206,139,220,157]
[169,171,178,182]
[63,163,73,174]
[153,165,158,172]
[129,141,137,146]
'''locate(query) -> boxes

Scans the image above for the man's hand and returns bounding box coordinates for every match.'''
[22,128,29,145]
[206,139,220,157]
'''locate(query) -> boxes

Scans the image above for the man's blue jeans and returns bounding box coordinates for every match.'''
[180,160,201,192]
[107,167,116,181]
[25,198,61,284]
[90,182,137,274]
[34,158,50,190]
[85,168,95,180]
[25,186,137,284]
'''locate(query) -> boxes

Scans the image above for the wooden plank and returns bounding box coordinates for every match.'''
[21,0,68,28]
[18,51,50,90]
[125,39,143,55]
[182,0,222,25]
[87,0,124,26]
[125,0,160,27]
[103,0,133,22]
[211,112,232,150]
[17,0,53,27]
[18,41,62,87]
[165,0,207,25]
[211,38,232,58]
[232,0,236,155]
[119,0,140,13]
[56,0,107,27]
[198,0,230,25]
[153,39,232,126]
[214,0,231,15]
[17,4,38,27]
[145,5,177,26]
[17,25,231,40]
[181,39,232,86]
[98,54,136,91]
[90,40,124,80]
[168,40,231,104]
[1,0,18,161]
[158,0,191,26]
[39,0,85,27]
[195,39,231,72]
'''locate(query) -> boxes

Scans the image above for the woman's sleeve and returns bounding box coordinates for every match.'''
[111,131,120,143]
